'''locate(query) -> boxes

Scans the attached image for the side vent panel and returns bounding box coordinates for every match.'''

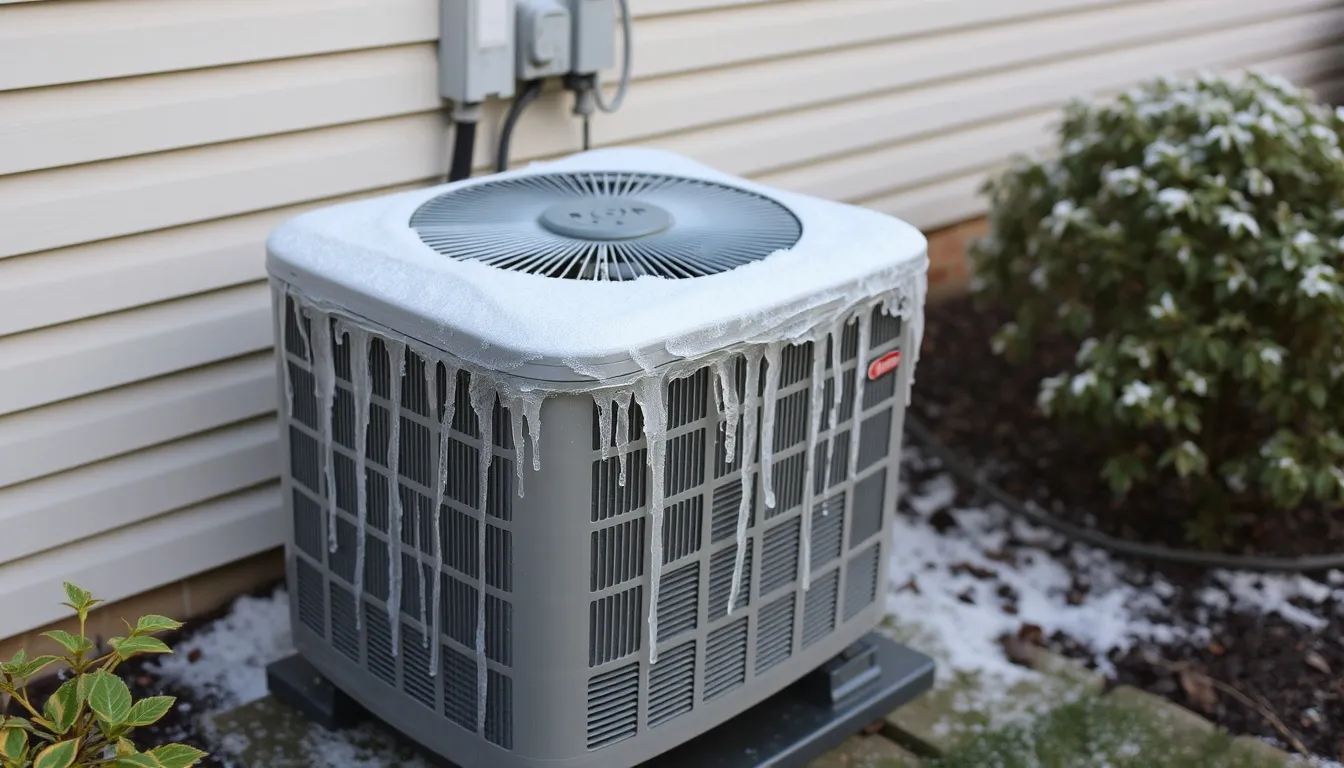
[587,663,640,750]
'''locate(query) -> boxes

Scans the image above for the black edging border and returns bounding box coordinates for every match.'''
[903,414,1344,573]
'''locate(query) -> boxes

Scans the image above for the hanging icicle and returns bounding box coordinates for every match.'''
[727,348,763,616]
[848,310,873,481]
[385,340,407,657]
[429,360,458,677]
[799,335,826,587]
[633,376,668,664]
[309,311,339,554]
[758,342,783,511]
[714,358,741,464]
[468,377,495,735]
[351,328,373,629]
[613,390,633,487]
[822,316,846,509]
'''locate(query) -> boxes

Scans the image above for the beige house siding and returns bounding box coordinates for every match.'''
[1,0,1340,641]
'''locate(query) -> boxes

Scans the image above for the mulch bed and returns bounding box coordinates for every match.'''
[912,294,1344,762]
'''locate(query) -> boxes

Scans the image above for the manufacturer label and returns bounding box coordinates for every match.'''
[867,350,902,381]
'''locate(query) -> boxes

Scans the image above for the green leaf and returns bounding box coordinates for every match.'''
[116,737,138,757]
[0,728,27,762]
[39,631,93,656]
[2,650,26,670]
[133,615,183,636]
[113,756,159,768]
[147,743,208,768]
[125,696,176,728]
[88,669,134,727]
[1308,383,1328,409]
[60,584,92,612]
[42,677,84,735]
[31,738,79,768]
[11,655,62,681]
[109,636,173,660]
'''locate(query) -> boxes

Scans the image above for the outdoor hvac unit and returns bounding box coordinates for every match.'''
[266,148,928,768]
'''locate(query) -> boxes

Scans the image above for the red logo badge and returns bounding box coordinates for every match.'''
[867,350,902,381]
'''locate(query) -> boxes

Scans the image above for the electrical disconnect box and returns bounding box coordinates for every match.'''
[516,0,571,80]
[439,0,519,103]
[564,0,616,76]
[439,0,617,104]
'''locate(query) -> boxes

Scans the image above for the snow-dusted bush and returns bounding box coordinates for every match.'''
[970,71,1344,544]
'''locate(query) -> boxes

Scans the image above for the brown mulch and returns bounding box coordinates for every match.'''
[911,293,1344,761]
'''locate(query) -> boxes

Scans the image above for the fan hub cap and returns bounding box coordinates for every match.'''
[538,197,673,241]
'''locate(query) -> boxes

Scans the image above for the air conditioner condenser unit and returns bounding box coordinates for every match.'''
[265,147,929,767]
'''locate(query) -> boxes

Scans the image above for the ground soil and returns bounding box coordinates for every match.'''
[912,294,1344,762]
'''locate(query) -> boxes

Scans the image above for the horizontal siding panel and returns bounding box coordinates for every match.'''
[0,418,277,563]
[0,354,273,488]
[762,111,1057,204]
[865,169,996,232]
[654,9,1343,179]
[0,0,438,91]
[0,182,423,337]
[3,0,1131,176]
[2,0,1333,261]
[0,483,284,639]
[587,0,1336,148]
[855,50,1344,231]
[0,45,442,176]
[0,283,270,416]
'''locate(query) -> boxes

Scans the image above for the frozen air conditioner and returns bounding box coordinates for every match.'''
[265,148,928,767]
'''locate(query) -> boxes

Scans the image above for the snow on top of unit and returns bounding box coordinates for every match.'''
[266,147,928,381]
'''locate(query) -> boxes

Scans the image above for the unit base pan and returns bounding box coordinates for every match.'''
[267,633,935,768]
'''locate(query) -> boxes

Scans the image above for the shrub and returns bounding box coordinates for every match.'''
[969,70,1344,546]
[0,584,206,768]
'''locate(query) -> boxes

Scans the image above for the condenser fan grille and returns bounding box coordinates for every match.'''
[409,171,803,280]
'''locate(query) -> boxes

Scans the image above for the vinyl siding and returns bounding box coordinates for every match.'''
[0,0,1340,637]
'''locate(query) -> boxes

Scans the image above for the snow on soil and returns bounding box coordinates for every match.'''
[151,446,1344,766]
[887,445,1344,763]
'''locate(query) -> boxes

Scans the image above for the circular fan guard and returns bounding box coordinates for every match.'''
[409,171,803,280]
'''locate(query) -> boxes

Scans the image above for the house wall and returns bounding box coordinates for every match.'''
[1,0,1341,643]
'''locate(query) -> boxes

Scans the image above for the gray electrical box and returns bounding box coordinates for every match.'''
[517,0,572,80]
[440,0,518,103]
[565,0,616,76]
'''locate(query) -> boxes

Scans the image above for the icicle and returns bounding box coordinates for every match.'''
[800,335,826,588]
[274,287,294,421]
[633,377,668,665]
[351,329,373,629]
[521,393,544,472]
[714,358,741,462]
[508,396,526,498]
[613,390,632,487]
[309,311,340,554]
[759,343,783,510]
[907,273,928,406]
[429,361,458,677]
[385,340,406,657]
[596,397,613,459]
[848,310,873,481]
[822,317,846,507]
[418,354,437,645]
[469,377,495,735]
[711,362,725,417]
[727,348,763,616]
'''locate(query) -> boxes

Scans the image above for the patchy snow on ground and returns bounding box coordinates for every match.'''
[885,448,1183,683]
[154,588,295,709]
